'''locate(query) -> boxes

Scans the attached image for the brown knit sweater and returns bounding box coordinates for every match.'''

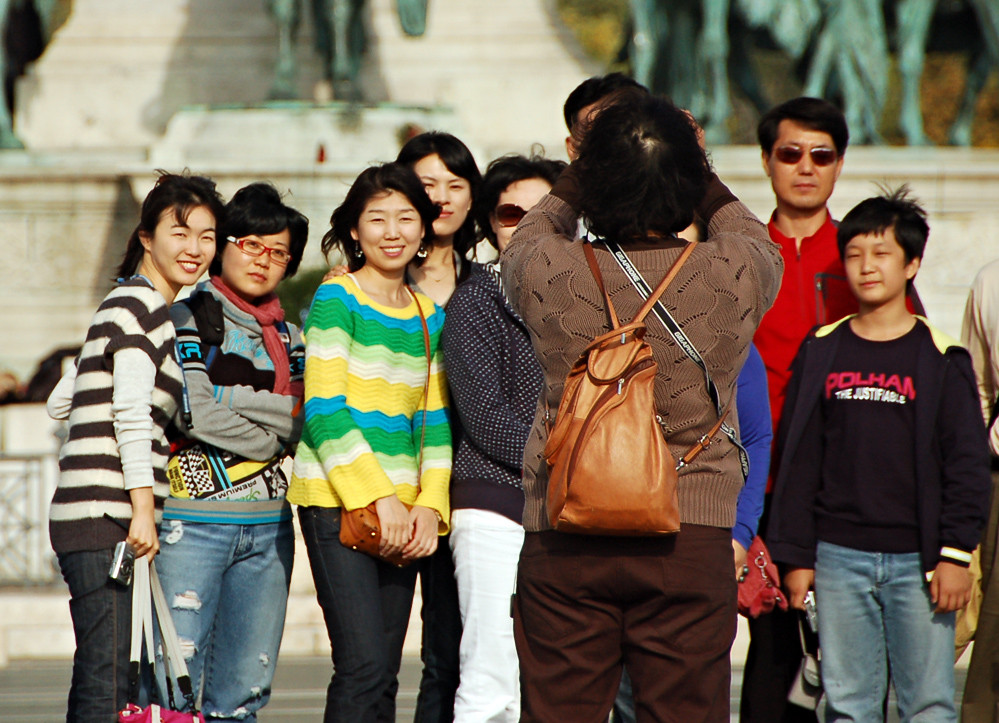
[500,193,783,533]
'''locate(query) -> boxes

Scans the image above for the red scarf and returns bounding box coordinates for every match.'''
[210,276,298,396]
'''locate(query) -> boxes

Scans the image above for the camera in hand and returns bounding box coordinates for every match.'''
[108,540,135,586]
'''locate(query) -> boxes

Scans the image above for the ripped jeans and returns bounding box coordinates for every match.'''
[153,518,294,721]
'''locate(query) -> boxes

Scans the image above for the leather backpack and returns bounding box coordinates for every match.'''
[544,240,726,535]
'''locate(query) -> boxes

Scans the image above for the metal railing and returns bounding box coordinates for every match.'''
[0,452,60,585]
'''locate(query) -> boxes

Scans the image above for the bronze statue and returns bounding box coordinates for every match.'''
[893,0,999,146]
[267,0,428,103]
[626,0,733,143]
[624,0,997,146]
[803,0,888,144]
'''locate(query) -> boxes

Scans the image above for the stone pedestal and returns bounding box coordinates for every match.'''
[14,0,596,158]
[14,0,324,151]
[149,102,461,172]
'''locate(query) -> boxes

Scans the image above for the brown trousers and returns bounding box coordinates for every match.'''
[963,467,999,723]
[513,524,737,723]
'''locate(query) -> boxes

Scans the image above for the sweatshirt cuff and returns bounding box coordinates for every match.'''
[118,438,155,490]
[549,164,582,213]
[939,546,973,567]
[695,173,738,224]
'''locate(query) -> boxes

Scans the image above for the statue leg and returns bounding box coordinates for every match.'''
[895,0,937,146]
[268,0,302,100]
[663,7,698,107]
[396,0,427,37]
[948,47,992,146]
[629,0,661,90]
[727,14,770,116]
[699,0,732,145]
[803,20,836,100]
[329,0,364,101]
[0,0,24,149]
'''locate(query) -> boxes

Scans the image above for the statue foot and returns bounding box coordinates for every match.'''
[948,123,973,147]
[704,123,730,146]
[0,131,24,150]
[905,133,934,147]
[268,82,299,101]
[332,78,362,103]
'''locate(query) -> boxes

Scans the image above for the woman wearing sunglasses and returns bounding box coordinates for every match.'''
[441,154,565,721]
[154,183,309,720]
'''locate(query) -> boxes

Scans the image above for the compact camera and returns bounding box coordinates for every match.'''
[108,541,135,586]
[802,590,819,633]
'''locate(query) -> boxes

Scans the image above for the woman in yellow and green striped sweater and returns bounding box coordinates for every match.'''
[289,163,451,722]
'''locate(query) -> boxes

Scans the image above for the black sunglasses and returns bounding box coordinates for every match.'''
[773,145,838,167]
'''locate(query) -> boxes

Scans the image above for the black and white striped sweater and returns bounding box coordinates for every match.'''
[49,278,184,554]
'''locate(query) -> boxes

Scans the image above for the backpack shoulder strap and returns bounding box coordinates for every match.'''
[583,242,620,328]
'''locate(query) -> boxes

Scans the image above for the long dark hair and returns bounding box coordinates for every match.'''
[323,163,439,273]
[116,172,225,280]
[213,183,309,279]
[396,132,481,265]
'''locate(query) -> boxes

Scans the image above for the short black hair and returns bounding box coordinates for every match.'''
[837,185,929,264]
[563,73,646,132]
[475,153,566,248]
[214,183,309,279]
[322,163,439,272]
[757,97,849,157]
[396,131,481,264]
[576,93,711,240]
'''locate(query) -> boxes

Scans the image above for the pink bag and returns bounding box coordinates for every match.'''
[737,536,789,618]
[119,703,204,723]
[118,558,205,723]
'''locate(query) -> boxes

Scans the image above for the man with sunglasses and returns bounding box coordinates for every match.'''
[742,95,853,723]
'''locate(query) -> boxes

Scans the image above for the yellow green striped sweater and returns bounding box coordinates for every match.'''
[288,275,451,532]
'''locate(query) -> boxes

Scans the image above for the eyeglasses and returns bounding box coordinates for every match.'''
[495,204,528,228]
[227,236,292,266]
[773,145,838,167]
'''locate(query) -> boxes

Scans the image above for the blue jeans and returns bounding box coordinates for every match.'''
[298,506,419,723]
[153,519,294,721]
[815,541,957,722]
[58,547,134,723]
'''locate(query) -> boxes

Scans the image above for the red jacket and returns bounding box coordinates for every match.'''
[754,212,925,491]
[754,214,857,490]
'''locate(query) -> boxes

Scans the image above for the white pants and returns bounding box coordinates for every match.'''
[449,508,524,723]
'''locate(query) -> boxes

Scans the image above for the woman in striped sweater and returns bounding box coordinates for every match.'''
[47,173,224,722]
[289,163,451,722]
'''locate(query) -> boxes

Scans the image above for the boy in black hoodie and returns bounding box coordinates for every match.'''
[768,187,990,721]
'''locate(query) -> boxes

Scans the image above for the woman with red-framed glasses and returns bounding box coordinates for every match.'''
[153,183,310,720]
